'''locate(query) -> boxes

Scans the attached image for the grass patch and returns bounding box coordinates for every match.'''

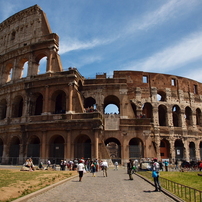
[0,169,77,202]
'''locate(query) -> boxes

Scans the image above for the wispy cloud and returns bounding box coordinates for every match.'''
[59,37,117,54]
[126,0,199,33]
[121,30,202,72]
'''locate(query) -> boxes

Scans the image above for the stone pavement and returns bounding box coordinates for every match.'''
[16,167,178,202]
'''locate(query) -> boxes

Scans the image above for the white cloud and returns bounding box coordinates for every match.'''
[127,0,199,33]
[59,37,117,54]
[122,31,202,72]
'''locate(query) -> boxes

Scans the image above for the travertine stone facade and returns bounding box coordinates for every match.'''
[0,5,201,165]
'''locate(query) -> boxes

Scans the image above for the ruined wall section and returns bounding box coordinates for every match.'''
[0,5,51,55]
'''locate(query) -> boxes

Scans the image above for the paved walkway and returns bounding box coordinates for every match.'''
[16,167,178,202]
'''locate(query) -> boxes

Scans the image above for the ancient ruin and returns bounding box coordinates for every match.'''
[0,5,202,165]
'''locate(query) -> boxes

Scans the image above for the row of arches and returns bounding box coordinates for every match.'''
[1,55,47,84]
[1,134,201,165]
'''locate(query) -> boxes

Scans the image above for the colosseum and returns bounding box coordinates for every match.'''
[0,5,202,166]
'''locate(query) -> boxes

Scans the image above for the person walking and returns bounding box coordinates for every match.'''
[102,160,108,177]
[127,159,133,180]
[152,158,161,192]
[77,160,85,182]
[91,161,96,177]
[114,161,118,170]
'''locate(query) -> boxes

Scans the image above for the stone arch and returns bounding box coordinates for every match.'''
[0,138,3,163]
[129,138,143,159]
[160,139,170,159]
[84,97,96,111]
[157,90,166,101]
[104,95,120,114]
[185,106,193,126]
[131,102,137,117]
[12,95,23,117]
[74,134,91,159]
[175,139,184,160]
[200,141,202,160]
[51,90,66,114]
[18,57,29,78]
[172,105,181,127]
[196,108,201,126]
[158,104,167,126]
[189,142,196,160]
[3,63,13,83]
[49,135,65,164]
[9,136,20,165]
[30,93,43,115]
[105,138,121,163]
[142,102,153,120]
[0,99,7,120]
[35,53,48,75]
[27,135,40,165]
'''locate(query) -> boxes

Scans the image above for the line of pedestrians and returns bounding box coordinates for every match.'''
[23,166,176,202]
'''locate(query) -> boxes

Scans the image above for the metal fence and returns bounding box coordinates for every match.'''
[160,177,202,202]
[138,171,202,202]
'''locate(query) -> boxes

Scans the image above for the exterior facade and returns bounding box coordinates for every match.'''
[0,5,202,165]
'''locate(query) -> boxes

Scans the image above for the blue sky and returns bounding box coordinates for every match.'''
[0,0,202,82]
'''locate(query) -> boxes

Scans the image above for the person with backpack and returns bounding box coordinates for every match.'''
[152,158,161,192]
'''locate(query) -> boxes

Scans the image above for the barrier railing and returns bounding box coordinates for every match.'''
[138,171,202,202]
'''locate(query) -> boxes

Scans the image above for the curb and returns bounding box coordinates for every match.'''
[134,173,185,202]
[13,174,79,202]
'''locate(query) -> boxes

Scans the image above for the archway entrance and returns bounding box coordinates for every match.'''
[9,137,20,165]
[129,138,143,159]
[175,139,184,160]
[189,142,196,161]
[105,138,121,164]
[27,135,40,165]
[74,135,91,159]
[49,135,64,164]
[160,139,170,159]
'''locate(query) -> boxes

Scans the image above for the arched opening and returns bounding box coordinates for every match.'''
[104,95,120,114]
[172,105,181,127]
[185,106,193,126]
[129,138,143,159]
[142,102,153,120]
[0,138,3,163]
[131,103,137,118]
[49,135,64,164]
[9,137,20,165]
[12,96,23,117]
[175,139,184,160]
[35,94,43,115]
[4,63,13,83]
[196,108,201,126]
[52,90,66,114]
[84,97,96,112]
[189,142,196,161]
[74,135,91,159]
[37,56,47,75]
[105,138,121,164]
[22,61,29,78]
[158,105,167,126]
[27,135,40,165]
[157,90,166,101]
[0,99,7,120]
[160,139,170,159]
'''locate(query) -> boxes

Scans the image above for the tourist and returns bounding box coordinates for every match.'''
[77,160,85,182]
[101,160,108,177]
[91,161,96,177]
[114,161,118,170]
[152,158,161,192]
[127,159,133,180]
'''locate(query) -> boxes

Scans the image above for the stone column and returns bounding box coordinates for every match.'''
[94,131,99,160]
[66,130,71,161]
[42,85,50,115]
[46,49,53,72]
[41,131,47,162]
[67,82,73,113]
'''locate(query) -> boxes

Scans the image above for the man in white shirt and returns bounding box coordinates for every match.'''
[77,160,85,182]
[101,160,108,177]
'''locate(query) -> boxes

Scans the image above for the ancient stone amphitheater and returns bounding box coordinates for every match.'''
[0,5,201,165]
